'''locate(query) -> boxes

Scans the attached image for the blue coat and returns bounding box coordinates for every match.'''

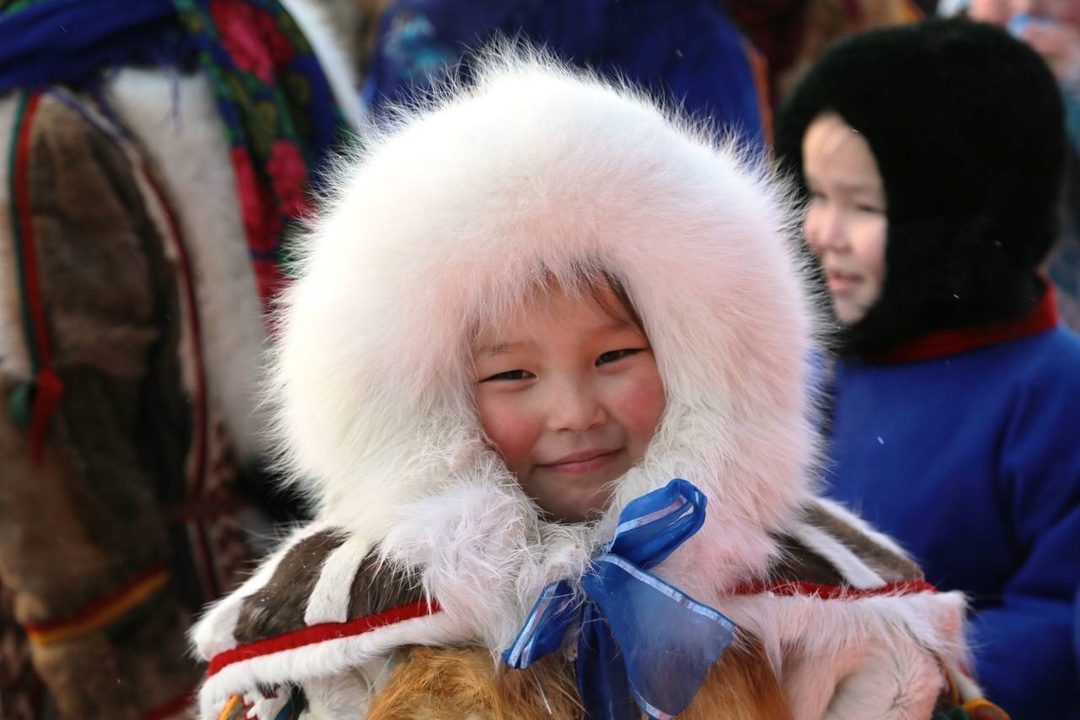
[364,0,768,149]
[823,319,1080,719]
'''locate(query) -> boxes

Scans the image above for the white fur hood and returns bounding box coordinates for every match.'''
[276,47,819,593]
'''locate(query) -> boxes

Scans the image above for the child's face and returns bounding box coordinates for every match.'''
[472,283,666,522]
[802,112,888,326]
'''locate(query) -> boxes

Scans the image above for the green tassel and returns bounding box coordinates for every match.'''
[9,380,32,428]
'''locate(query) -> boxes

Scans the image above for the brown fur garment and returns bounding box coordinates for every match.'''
[0,90,201,720]
[366,635,792,720]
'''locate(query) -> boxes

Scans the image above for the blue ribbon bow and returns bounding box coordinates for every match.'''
[503,479,736,720]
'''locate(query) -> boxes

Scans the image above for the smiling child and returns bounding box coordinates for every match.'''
[192,49,979,720]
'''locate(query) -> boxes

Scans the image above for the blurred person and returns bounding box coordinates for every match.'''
[363,0,772,148]
[944,0,1080,330]
[776,18,1080,720]
[724,0,807,111]
[1008,1,1080,82]
[0,1,360,718]
[751,0,928,102]
[1007,0,1080,331]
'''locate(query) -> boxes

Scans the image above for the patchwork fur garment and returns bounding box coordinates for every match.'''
[193,50,973,720]
[0,3,362,718]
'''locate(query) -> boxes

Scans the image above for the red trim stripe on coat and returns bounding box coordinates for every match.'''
[207,600,442,678]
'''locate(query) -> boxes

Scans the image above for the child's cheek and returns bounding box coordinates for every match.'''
[476,394,537,476]
[618,368,667,448]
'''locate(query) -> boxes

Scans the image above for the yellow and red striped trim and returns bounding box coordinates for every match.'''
[23,564,170,646]
[216,694,243,720]
[8,91,65,463]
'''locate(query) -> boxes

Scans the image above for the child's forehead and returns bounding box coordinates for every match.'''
[470,278,639,346]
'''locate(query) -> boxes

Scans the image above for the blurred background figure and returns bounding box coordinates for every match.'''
[363,0,772,148]
[941,0,1080,330]
[0,1,363,718]
[938,0,1011,22]
[728,0,923,107]
[776,19,1080,720]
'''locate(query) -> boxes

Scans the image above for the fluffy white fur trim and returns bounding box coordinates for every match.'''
[103,70,270,461]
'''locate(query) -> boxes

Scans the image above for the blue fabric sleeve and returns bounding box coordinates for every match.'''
[972,349,1080,718]
[1075,590,1080,686]
[364,0,765,149]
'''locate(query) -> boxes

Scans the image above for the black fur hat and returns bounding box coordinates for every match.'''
[774,19,1066,356]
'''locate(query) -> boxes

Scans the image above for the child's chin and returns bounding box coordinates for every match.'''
[537,484,616,524]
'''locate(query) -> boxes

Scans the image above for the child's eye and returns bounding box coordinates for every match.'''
[856,204,884,214]
[597,348,642,365]
[479,369,534,383]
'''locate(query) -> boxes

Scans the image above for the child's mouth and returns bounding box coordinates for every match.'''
[827,270,862,295]
[540,449,620,473]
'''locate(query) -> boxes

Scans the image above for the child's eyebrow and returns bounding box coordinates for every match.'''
[808,178,884,200]
[601,316,637,331]
[804,169,880,193]
[474,340,528,357]
[473,316,640,357]
[832,179,883,194]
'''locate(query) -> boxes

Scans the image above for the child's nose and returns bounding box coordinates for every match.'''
[546,378,606,432]
[807,205,847,253]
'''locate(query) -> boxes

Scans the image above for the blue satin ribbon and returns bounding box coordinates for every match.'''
[503,479,736,720]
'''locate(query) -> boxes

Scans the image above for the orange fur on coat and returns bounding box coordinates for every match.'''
[366,636,792,720]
